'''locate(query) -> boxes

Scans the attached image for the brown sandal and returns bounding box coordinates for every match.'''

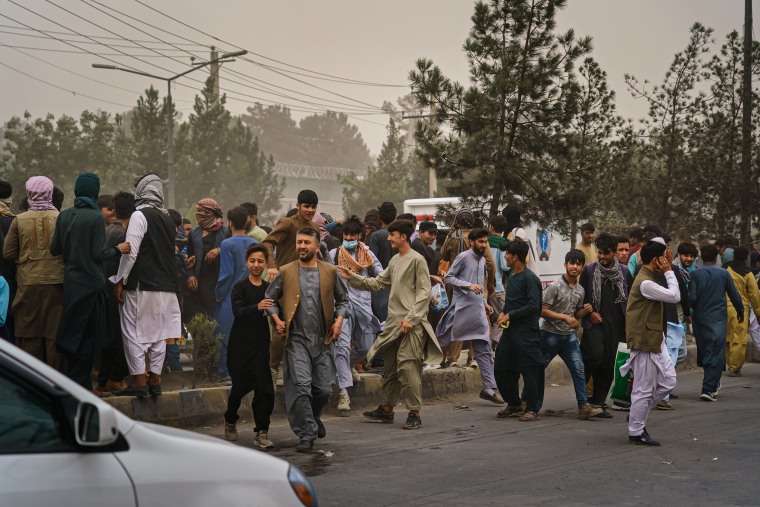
[519,410,539,422]
[497,405,524,418]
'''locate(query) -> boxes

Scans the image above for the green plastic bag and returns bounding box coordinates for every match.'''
[610,349,632,406]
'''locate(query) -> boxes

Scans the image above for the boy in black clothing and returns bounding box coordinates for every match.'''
[223,244,276,449]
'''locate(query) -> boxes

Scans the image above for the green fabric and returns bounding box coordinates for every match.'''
[73,172,100,210]
[488,234,507,249]
[610,350,632,404]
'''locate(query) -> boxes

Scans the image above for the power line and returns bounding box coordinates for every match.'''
[0,27,209,52]
[0,42,191,102]
[80,0,384,113]
[0,58,133,108]
[132,0,406,88]
[0,22,210,47]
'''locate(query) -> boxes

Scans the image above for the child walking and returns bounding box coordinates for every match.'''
[223,244,276,448]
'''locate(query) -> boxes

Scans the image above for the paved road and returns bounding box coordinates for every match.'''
[195,364,760,506]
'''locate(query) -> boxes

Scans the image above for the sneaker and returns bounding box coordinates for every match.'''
[363,405,394,423]
[578,403,603,420]
[351,367,361,383]
[337,391,351,411]
[224,421,238,441]
[656,400,674,410]
[610,401,630,411]
[402,412,422,430]
[254,430,274,449]
[700,391,717,402]
[468,358,478,369]
[423,363,440,370]
[594,409,613,419]
[629,429,660,446]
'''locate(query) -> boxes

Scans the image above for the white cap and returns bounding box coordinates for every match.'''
[651,237,667,246]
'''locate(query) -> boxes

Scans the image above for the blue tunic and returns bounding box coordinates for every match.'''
[688,264,743,368]
[215,235,258,341]
[436,249,489,343]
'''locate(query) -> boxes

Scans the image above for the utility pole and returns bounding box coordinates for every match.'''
[210,46,220,104]
[741,0,753,244]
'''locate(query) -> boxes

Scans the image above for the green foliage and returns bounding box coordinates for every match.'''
[340,118,429,215]
[185,313,222,388]
[410,0,592,223]
[0,78,284,218]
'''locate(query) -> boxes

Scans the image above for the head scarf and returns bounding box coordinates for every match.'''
[312,212,328,241]
[0,197,12,217]
[195,198,223,232]
[26,176,57,211]
[74,172,100,210]
[134,174,168,215]
[452,207,474,230]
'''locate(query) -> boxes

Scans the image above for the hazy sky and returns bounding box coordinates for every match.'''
[0,1,755,156]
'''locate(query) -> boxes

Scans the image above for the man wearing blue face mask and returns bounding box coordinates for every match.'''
[328,215,383,412]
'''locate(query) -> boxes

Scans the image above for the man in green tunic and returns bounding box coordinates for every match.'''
[339,219,443,430]
[50,173,129,391]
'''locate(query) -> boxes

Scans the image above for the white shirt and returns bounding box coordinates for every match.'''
[639,270,680,304]
[109,206,149,286]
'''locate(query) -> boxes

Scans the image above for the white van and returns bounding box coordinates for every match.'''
[0,339,318,507]
[403,197,572,288]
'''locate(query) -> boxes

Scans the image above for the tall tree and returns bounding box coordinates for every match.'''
[130,85,173,178]
[410,0,591,219]
[241,103,306,164]
[623,23,713,234]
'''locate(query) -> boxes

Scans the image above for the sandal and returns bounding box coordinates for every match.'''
[497,405,524,418]
[519,411,540,422]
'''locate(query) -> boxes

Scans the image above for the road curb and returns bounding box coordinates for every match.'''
[105,367,484,428]
[105,343,702,428]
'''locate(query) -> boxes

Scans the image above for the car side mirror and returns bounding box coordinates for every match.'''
[75,401,119,446]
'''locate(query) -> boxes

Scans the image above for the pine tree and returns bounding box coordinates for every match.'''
[410,0,591,219]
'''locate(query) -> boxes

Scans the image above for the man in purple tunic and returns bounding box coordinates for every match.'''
[436,228,503,404]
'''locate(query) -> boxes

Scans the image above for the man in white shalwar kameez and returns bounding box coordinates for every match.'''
[620,238,680,446]
[111,174,181,398]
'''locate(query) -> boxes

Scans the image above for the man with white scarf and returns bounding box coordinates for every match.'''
[111,174,181,398]
[620,238,680,446]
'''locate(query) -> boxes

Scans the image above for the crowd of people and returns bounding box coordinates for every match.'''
[1,175,759,452]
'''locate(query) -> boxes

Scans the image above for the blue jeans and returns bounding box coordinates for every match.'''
[539,330,587,408]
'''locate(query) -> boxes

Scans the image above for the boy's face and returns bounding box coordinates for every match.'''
[100,206,115,225]
[581,230,595,245]
[183,223,192,236]
[247,252,267,277]
[296,203,317,222]
[420,229,437,246]
[388,231,406,250]
[565,260,583,278]
[616,242,630,265]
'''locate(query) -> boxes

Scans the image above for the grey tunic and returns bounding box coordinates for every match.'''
[265,265,349,441]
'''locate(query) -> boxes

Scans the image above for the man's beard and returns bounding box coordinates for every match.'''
[299,251,316,262]
[473,247,485,257]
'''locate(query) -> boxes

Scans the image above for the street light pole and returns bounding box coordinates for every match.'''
[166,80,175,209]
[92,50,247,209]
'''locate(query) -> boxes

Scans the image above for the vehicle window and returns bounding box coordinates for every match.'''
[0,369,74,453]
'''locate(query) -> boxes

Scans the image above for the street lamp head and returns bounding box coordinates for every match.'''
[221,50,247,59]
[92,63,119,69]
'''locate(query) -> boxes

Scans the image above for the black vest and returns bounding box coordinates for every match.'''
[124,207,179,293]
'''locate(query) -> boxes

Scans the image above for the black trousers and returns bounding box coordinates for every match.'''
[224,358,275,432]
[66,332,98,390]
[97,296,128,385]
[580,325,617,405]
[494,332,545,413]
